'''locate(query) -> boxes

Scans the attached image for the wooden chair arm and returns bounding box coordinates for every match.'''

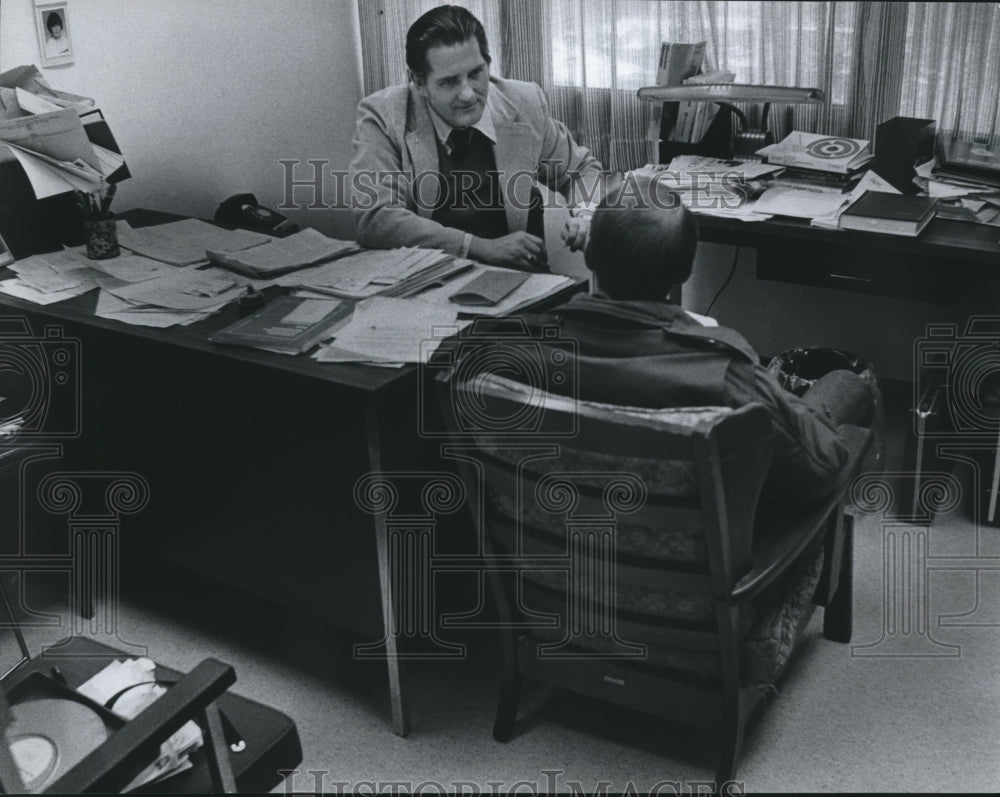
[730,424,873,602]
[51,658,237,793]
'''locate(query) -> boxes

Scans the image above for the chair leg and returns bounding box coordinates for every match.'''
[824,515,854,643]
[492,656,522,741]
[489,569,523,742]
[715,704,744,787]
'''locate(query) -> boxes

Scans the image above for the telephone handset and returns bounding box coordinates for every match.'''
[214,193,299,236]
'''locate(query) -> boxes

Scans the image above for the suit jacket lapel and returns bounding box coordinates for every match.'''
[492,117,534,234]
[406,87,440,219]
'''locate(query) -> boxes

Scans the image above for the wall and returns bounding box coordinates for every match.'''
[0,0,362,238]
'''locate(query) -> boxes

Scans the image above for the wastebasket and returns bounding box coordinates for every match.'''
[767,347,885,473]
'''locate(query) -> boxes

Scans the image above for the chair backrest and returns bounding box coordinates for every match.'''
[445,372,774,583]
[441,373,777,681]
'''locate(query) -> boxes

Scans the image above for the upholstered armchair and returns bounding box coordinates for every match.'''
[440,374,871,784]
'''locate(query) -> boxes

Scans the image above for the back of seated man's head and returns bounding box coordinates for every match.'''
[584,174,698,301]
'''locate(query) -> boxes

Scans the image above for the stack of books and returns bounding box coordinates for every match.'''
[758,131,873,189]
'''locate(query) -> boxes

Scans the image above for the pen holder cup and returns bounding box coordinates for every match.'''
[85,217,120,259]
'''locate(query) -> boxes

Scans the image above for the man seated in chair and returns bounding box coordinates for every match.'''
[505,173,874,502]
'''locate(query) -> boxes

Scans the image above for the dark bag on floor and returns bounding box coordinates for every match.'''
[767,346,885,472]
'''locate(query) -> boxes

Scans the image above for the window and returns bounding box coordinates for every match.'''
[358,1,1000,170]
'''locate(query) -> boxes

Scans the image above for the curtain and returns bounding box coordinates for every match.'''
[357,1,1000,169]
[901,3,1000,147]
[516,0,893,171]
[357,0,502,96]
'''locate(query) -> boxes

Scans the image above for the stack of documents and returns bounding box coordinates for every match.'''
[117,219,271,266]
[206,228,361,278]
[273,246,455,298]
[313,296,468,366]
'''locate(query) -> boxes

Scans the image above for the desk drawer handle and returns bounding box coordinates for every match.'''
[828,273,872,283]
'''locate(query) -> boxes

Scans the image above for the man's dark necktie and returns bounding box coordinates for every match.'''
[447,127,473,164]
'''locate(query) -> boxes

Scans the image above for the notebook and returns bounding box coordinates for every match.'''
[449,269,530,306]
[838,190,938,236]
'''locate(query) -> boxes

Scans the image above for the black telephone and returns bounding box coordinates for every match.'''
[214,193,299,236]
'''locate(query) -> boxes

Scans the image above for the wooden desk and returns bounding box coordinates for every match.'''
[695,214,1000,303]
[692,212,1000,518]
[0,214,581,738]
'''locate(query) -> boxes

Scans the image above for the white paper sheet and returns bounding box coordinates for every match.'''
[319,297,467,363]
[116,219,271,266]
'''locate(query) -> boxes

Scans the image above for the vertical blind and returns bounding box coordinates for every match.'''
[357,1,1000,171]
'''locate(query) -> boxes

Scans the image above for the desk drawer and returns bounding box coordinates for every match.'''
[756,240,973,303]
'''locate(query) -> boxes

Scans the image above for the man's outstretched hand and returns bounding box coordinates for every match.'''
[561,215,590,252]
[468,232,548,271]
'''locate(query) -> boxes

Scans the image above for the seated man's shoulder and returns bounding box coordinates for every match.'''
[358,83,411,121]
[487,77,548,118]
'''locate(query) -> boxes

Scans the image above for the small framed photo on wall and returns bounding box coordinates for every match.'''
[35,1,73,68]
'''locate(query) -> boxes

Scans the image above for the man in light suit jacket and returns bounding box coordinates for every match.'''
[349,5,605,271]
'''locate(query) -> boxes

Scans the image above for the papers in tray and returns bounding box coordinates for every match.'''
[77,657,202,790]
[207,228,361,278]
[116,218,271,266]
[209,295,352,355]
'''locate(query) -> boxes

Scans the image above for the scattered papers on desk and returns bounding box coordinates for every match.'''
[749,183,850,221]
[102,265,246,311]
[77,657,201,790]
[630,162,774,222]
[116,218,271,266]
[810,169,900,229]
[0,248,101,304]
[207,227,361,278]
[313,296,468,365]
[95,265,249,327]
[95,291,214,328]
